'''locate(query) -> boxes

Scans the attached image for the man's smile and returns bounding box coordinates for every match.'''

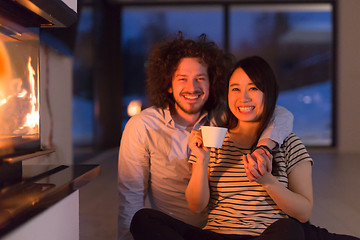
[181,92,203,101]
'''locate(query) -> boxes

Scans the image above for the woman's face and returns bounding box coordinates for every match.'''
[228,68,264,123]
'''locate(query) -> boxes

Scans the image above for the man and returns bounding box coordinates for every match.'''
[118,32,293,240]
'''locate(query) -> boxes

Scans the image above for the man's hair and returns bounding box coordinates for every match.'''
[226,56,279,148]
[146,31,232,112]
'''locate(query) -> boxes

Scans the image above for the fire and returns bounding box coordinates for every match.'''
[0,42,39,136]
[0,41,11,103]
[19,57,39,133]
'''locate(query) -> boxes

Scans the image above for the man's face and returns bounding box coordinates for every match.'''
[168,58,210,116]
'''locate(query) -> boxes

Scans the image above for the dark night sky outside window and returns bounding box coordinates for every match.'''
[72,2,334,148]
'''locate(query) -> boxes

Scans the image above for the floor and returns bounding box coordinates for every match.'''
[78,147,360,240]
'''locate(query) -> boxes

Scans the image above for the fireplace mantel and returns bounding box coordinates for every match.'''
[0,0,77,28]
[0,164,100,238]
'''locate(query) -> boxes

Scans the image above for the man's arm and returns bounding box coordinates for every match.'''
[118,116,150,240]
[245,106,294,179]
[259,105,294,148]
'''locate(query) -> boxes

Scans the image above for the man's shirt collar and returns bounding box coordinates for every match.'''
[163,107,209,129]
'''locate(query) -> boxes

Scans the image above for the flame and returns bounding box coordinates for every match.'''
[0,43,39,136]
[0,80,27,106]
[0,99,6,106]
[19,57,39,133]
[0,40,11,104]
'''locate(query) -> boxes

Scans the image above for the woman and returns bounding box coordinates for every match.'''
[186,55,312,239]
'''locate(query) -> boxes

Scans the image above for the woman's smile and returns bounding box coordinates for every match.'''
[237,106,255,113]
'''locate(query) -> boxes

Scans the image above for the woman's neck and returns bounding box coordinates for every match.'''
[229,122,260,148]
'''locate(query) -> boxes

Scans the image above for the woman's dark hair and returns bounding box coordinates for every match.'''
[146,31,232,112]
[226,56,279,147]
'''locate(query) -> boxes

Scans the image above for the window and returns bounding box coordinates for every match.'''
[229,4,333,146]
[73,2,334,151]
[120,3,334,146]
[73,6,95,148]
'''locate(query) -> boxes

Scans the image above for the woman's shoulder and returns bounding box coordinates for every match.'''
[276,133,309,159]
[276,133,313,169]
[281,133,304,148]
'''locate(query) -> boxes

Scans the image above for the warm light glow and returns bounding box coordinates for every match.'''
[0,138,14,156]
[0,41,39,136]
[127,100,142,117]
[0,99,7,106]
[18,57,39,133]
[17,89,27,98]
[0,41,11,105]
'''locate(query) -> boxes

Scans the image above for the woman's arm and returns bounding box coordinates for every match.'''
[255,160,313,223]
[185,129,211,214]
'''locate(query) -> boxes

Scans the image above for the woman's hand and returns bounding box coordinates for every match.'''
[186,128,211,213]
[243,148,273,182]
[189,129,210,165]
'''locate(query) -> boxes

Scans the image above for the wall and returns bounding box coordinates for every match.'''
[63,0,77,12]
[24,45,73,166]
[39,45,73,165]
[337,0,360,153]
[2,191,79,240]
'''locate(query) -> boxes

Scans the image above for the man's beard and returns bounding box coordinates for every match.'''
[174,100,204,115]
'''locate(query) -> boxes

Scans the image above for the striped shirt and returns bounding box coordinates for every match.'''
[189,132,313,236]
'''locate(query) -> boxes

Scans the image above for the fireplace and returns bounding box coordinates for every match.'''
[0,0,76,165]
[0,16,41,162]
[0,2,101,238]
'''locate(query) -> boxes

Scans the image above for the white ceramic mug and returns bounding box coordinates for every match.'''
[201,126,227,148]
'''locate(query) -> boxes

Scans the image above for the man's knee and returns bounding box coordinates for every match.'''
[130,208,153,232]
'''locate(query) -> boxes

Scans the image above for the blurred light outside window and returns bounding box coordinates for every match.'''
[127,100,142,117]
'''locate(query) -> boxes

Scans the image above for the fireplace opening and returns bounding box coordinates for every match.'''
[0,16,41,161]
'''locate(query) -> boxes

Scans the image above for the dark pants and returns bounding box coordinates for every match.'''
[299,221,360,240]
[130,208,305,240]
